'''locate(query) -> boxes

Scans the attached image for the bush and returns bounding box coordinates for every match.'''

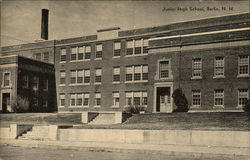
[123,105,146,114]
[172,88,189,112]
[11,96,30,113]
[243,99,250,112]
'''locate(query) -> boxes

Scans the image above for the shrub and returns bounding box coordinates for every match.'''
[11,96,30,113]
[172,88,189,112]
[243,99,250,112]
[123,105,146,114]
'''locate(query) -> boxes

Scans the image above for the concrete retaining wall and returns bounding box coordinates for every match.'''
[0,128,10,139]
[0,124,33,139]
[58,129,250,148]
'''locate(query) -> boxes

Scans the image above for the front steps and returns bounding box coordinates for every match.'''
[18,125,50,140]
[88,113,115,125]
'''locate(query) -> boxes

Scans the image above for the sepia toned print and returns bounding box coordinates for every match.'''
[0,1,249,160]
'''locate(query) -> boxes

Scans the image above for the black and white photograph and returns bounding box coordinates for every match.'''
[0,0,249,159]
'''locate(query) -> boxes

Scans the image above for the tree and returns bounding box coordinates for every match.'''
[11,95,30,113]
[172,88,189,112]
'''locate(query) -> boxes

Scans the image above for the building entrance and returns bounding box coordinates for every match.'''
[2,93,10,112]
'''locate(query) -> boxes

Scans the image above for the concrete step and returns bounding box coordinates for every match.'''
[88,114,115,125]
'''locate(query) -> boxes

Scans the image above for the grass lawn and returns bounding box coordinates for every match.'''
[0,112,249,131]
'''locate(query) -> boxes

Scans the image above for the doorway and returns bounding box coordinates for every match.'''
[2,93,10,111]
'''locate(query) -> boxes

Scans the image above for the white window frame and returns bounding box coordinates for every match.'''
[113,67,120,83]
[95,68,102,84]
[125,39,148,57]
[238,55,249,77]
[43,79,49,91]
[192,90,201,108]
[59,94,65,107]
[125,65,148,83]
[214,57,225,78]
[33,76,39,91]
[95,44,102,60]
[94,93,101,107]
[70,47,78,62]
[238,89,249,107]
[59,71,66,86]
[2,71,11,87]
[113,42,121,57]
[112,92,120,108]
[192,58,202,79]
[158,60,171,79]
[125,91,147,107]
[214,89,224,107]
[60,48,67,63]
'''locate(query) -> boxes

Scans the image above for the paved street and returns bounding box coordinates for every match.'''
[0,145,232,160]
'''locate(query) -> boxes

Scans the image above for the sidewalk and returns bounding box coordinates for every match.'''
[0,139,249,160]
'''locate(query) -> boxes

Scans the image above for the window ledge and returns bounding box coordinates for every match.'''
[125,80,148,83]
[58,106,65,108]
[191,105,201,108]
[71,59,91,62]
[237,74,250,78]
[59,61,66,64]
[191,76,202,80]
[112,106,120,108]
[94,106,101,108]
[125,54,147,58]
[94,58,102,60]
[112,82,120,84]
[69,83,90,86]
[94,83,101,85]
[59,84,66,86]
[213,76,225,79]
[213,105,224,108]
[112,56,121,59]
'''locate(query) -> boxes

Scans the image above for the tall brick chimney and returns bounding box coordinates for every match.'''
[41,9,49,40]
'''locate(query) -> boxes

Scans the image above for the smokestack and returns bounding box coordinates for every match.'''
[41,9,49,40]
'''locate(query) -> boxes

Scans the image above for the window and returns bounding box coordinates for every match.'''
[43,52,49,62]
[33,98,38,107]
[60,48,66,62]
[95,93,101,107]
[214,90,224,107]
[59,94,65,107]
[76,93,83,106]
[42,100,48,107]
[126,39,148,56]
[32,76,39,90]
[95,68,102,83]
[238,55,249,76]
[70,70,77,84]
[3,72,11,87]
[125,91,148,106]
[192,90,201,107]
[95,44,102,59]
[78,46,84,60]
[35,53,41,60]
[159,61,170,79]
[143,39,149,53]
[22,75,29,88]
[126,40,133,55]
[134,40,142,55]
[70,94,76,106]
[113,67,120,82]
[70,47,77,61]
[114,42,121,57]
[85,46,91,59]
[83,93,89,106]
[84,69,90,84]
[214,57,224,77]
[112,92,120,107]
[60,71,66,85]
[77,70,83,83]
[238,89,249,107]
[125,66,133,81]
[192,58,202,78]
[43,79,48,91]
[125,65,148,82]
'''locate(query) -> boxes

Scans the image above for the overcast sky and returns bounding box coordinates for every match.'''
[1,0,249,46]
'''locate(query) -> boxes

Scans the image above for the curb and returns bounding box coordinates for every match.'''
[1,139,249,160]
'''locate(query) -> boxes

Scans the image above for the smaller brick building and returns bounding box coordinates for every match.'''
[0,55,56,112]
